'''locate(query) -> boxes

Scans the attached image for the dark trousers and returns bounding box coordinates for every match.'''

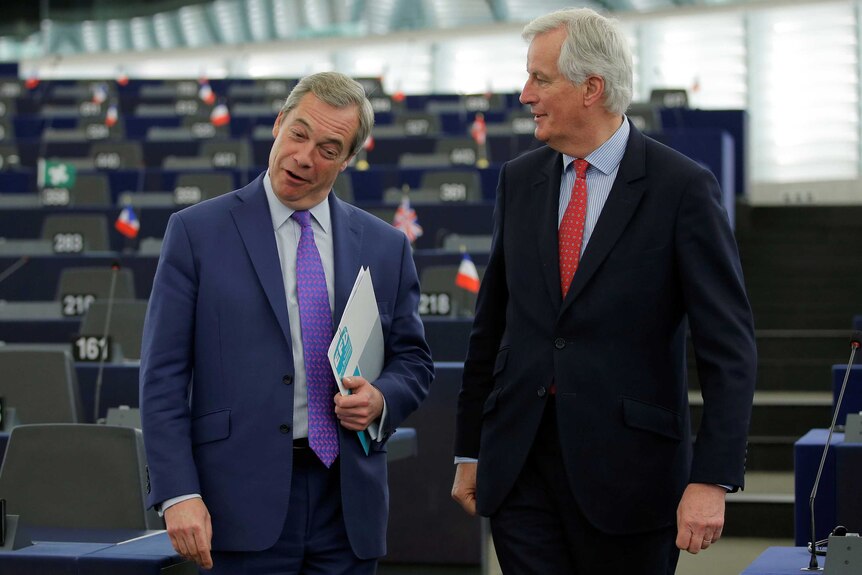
[489,398,680,575]
[206,448,377,575]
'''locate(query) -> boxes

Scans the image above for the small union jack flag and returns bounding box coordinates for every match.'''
[392,195,423,244]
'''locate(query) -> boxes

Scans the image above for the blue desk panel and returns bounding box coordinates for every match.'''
[794,429,862,546]
[0,531,191,575]
[832,365,862,426]
[741,546,823,574]
[795,429,842,546]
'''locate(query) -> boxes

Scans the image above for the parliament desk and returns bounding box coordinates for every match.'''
[741,546,827,574]
[0,361,471,565]
[794,429,862,545]
[0,529,194,574]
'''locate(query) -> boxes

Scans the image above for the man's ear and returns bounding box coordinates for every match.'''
[583,76,606,107]
[272,111,285,138]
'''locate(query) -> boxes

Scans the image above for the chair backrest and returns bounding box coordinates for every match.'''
[435,138,479,166]
[383,188,446,205]
[0,348,82,424]
[440,233,493,253]
[79,299,148,360]
[419,265,485,318]
[56,266,137,303]
[0,143,21,171]
[419,170,482,203]
[175,172,235,203]
[649,88,689,108]
[41,213,110,252]
[199,139,253,169]
[138,237,164,255]
[90,141,144,170]
[333,171,354,203]
[68,173,111,207]
[0,118,13,142]
[626,102,661,133]
[0,423,162,529]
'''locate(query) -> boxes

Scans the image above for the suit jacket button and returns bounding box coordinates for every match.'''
[554,338,566,349]
[279,424,291,434]
[537,386,547,397]
[282,375,293,385]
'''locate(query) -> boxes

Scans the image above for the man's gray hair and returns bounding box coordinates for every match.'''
[280,71,375,158]
[523,8,633,115]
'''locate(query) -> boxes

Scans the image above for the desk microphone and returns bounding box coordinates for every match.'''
[804,330,862,571]
[93,261,121,423]
[0,256,30,286]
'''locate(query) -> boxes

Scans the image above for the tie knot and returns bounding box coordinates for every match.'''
[573,158,589,179]
[291,210,312,228]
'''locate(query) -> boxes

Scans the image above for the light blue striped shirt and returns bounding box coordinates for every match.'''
[558,118,630,255]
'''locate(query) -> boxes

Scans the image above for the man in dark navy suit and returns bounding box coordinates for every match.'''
[141,72,433,573]
[452,8,756,574]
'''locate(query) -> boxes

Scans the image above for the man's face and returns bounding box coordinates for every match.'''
[519,27,587,152]
[268,93,358,209]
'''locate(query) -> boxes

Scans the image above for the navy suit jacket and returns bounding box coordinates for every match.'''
[455,122,756,534]
[140,174,433,559]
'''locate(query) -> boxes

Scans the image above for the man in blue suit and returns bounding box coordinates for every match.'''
[451,8,756,574]
[141,72,433,573]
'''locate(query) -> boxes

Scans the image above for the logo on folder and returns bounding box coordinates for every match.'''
[332,327,353,379]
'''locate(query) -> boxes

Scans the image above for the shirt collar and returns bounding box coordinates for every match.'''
[263,170,331,234]
[562,117,630,176]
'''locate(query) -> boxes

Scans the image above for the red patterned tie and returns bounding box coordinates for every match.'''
[559,159,589,297]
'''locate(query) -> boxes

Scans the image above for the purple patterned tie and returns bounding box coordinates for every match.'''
[292,210,339,467]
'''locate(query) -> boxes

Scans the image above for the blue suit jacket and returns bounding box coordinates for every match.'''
[140,174,433,559]
[455,122,757,534]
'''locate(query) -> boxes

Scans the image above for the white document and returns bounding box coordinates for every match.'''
[328,266,384,454]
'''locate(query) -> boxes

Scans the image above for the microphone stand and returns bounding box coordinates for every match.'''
[0,256,29,286]
[804,330,862,571]
[93,262,120,423]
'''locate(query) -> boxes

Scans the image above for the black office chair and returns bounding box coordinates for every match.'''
[419,265,485,318]
[79,299,148,360]
[200,139,253,169]
[41,213,110,253]
[56,266,137,316]
[0,348,83,425]
[174,172,235,203]
[0,423,162,529]
[440,233,492,253]
[419,170,482,203]
[67,173,112,207]
[333,171,354,203]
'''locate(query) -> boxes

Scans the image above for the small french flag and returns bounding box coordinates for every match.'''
[455,253,480,293]
[210,102,230,127]
[115,206,140,239]
[198,81,216,105]
[105,103,119,128]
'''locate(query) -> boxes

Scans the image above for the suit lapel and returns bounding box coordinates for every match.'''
[230,176,293,348]
[561,126,648,312]
[330,194,363,326]
[536,151,565,308]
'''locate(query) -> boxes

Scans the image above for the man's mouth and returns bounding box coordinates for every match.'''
[285,169,309,183]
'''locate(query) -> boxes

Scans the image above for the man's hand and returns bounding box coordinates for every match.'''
[334,376,384,431]
[676,483,726,554]
[164,498,213,569]
[451,462,478,516]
